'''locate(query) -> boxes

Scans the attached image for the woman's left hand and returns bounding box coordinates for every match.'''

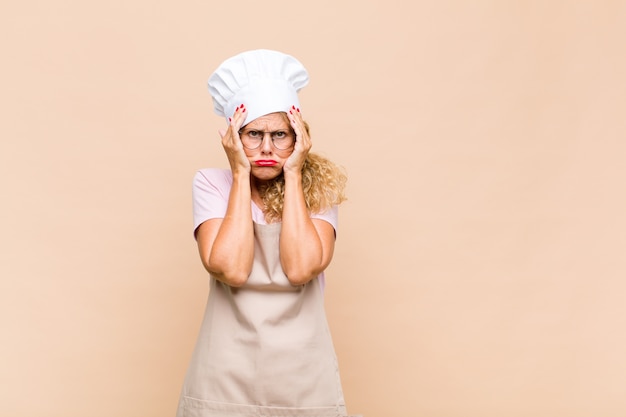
[283,105,311,175]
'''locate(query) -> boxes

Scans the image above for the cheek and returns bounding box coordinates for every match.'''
[275,148,294,159]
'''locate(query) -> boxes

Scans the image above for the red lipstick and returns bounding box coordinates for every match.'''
[255,160,278,167]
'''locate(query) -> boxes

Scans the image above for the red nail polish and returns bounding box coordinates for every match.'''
[297,108,300,112]
[292,105,296,110]
[289,110,293,114]
[242,108,246,112]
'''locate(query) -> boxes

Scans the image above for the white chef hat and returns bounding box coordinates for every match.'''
[208,49,309,125]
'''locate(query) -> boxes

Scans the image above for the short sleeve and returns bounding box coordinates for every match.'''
[192,169,233,235]
[192,168,339,236]
[311,205,339,234]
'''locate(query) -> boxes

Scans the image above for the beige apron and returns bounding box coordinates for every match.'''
[177,222,350,417]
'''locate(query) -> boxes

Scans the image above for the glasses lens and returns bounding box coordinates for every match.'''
[240,131,261,149]
[272,135,294,150]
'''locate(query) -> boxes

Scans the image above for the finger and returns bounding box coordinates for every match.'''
[289,107,311,150]
[288,106,304,134]
[230,104,247,132]
[221,105,245,147]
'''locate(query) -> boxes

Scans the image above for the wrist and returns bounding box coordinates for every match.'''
[282,168,302,182]
[231,169,251,184]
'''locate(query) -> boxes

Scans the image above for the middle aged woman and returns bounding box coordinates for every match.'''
[176,50,358,417]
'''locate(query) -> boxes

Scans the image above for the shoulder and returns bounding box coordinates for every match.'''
[193,168,233,194]
[192,169,232,231]
[194,168,232,186]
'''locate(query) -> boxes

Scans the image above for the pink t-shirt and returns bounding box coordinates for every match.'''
[192,168,338,232]
[192,168,339,289]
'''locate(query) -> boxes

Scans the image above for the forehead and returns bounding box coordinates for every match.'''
[244,112,289,130]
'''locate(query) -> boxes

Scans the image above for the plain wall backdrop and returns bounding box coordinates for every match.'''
[1,1,625,416]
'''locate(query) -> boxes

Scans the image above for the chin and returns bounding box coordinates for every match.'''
[251,167,283,182]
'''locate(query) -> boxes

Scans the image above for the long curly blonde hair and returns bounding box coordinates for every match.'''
[258,121,347,223]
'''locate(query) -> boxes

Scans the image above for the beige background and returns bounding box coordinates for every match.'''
[1,1,625,416]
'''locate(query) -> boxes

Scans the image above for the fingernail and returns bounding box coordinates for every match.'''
[228,117,232,122]
[289,110,293,114]
[242,108,246,113]
[297,107,300,113]
[292,105,296,110]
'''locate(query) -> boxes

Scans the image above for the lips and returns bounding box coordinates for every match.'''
[255,160,278,167]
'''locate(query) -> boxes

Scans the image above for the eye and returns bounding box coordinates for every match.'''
[247,130,262,138]
[273,131,287,139]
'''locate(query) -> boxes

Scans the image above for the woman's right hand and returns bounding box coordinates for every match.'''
[218,104,250,174]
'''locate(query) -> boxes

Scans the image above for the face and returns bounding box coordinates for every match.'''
[240,112,295,182]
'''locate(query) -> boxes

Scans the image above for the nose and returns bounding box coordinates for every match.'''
[259,132,273,153]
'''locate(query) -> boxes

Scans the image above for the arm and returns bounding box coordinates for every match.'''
[196,104,254,287]
[279,106,336,285]
[280,170,336,285]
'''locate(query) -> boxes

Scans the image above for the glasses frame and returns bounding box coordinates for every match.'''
[238,129,295,151]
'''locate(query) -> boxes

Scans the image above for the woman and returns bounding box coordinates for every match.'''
[176,50,355,417]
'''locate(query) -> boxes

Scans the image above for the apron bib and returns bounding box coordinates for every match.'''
[177,222,349,417]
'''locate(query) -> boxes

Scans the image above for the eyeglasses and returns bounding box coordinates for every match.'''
[238,129,295,150]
